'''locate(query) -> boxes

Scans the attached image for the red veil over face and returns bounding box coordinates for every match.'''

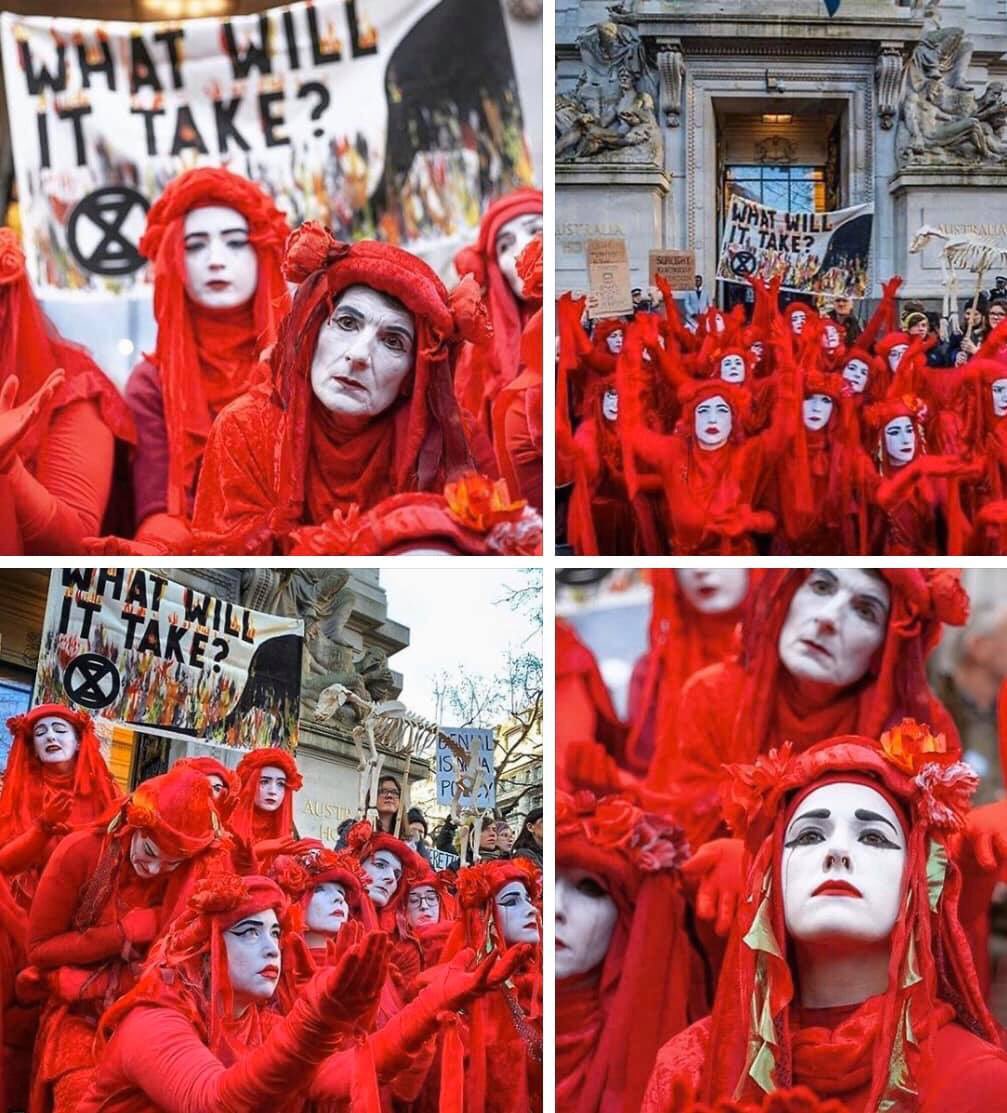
[228,748,303,846]
[683,729,996,1110]
[138,168,291,514]
[556,789,692,1113]
[0,704,120,900]
[0,229,134,464]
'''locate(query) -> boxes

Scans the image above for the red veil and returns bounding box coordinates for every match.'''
[228,748,303,847]
[138,168,291,514]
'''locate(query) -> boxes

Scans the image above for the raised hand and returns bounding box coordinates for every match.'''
[680,837,745,937]
[41,790,73,831]
[0,369,65,471]
[882,275,904,300]
[313,929,389,1026]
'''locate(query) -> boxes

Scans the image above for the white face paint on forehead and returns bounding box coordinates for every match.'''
[777,569,890,688]
[182,205,258,310]
[310,285,416,429]
[605,329,624,355]
[842,358,868,394]
[675,569,748,614]
[694,394,732,450]
[555,868,618,980]
[362,850,402,908]
[887,344,908,373]
[802,393,834,431]
[884,417,916,466]
[992,378,1007,418]
[306,881,349,936]
[256,766,287,813]
[602,388,618,421]
[32,715,79,765]
[128,830,182,879]
[782,781,906,946]
[719,354,746,383]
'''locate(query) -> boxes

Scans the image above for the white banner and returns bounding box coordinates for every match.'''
[1,0,532,295]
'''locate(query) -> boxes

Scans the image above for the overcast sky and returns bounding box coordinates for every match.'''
[379,568,542,723]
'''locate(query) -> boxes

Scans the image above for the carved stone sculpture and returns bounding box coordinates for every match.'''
[897,25,1007,166]
[876,44,903,131]
[557,5,661,165]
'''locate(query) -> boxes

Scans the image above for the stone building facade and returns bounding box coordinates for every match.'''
[557,0,1007,306]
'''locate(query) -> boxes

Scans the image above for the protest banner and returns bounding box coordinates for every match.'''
[717,195,873,297]
[435,726,496,811]
[430,847,462,871]
[649,248,695,291]
[0,0,532,296]
[586,237,632,319]
[34,568,304,748]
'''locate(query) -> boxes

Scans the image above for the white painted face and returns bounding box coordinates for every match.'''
[495,880,540,945]
[605,329,624,355]
[802,393,834,431]
[602,388,618,421]
[992,378,1007,418]
[778,569,890,688]
[494,212,543,299]
[884,417,916,466]
[783,782,906,946]
[790,309,807,335]
[31,715,79,765]
[842,358,869,394]
[362,850,403,908]
[719,354,746,383]
[182,205,258,310]
[822,323,841,351]
[224,908,282,1003]
[310,285,416,427]
[887,344,908,373]
[255,766,287,813]
[694,394,732,450]
[128,831,183,878]
[406,883,440,928]
[306,881,349,935]
[675,569,749,614]
[207,774,227,800]
[555,868,619,980]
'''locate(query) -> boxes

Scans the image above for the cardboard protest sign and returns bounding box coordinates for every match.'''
[649,248,695,291]
[1,0,532,295]
[34,568,303,748]
[717,195,873,297]
[586,237,632,319]
[435,726,496,810]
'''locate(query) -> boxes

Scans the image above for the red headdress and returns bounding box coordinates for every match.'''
[709,346,754,384]
[675,379,752,442]
[866,395,928,475]
[97,874,287,1053]
[345,820,423,930]
[454,188,543,389]
[444,857,541,961]
[784,303,816,334]
[0,703,121,903]
[228,748,302,846]
[730,570,967,771]
[840,347,886,404]
[272,838,376,932]
[266,222,481,521]
[0,229,134,463]
[138,167,291,514]
[173,755,241,811]
[692,727,995,1109]
[556,789,693,1113]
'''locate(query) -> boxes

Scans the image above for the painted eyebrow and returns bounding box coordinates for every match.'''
[229,917,267,931]
[792,808,831,825]
[335,304,415,340]
[184,227,248,240]
[855,808,899,834]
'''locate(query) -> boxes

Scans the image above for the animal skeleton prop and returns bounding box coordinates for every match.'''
[910,224,1007,337]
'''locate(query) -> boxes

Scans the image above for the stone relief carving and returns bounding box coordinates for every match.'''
[657,42,685,128]
[754,136,796,164]
[875,44,903,131]
[897,24,1007,166]
[556,4,662,165]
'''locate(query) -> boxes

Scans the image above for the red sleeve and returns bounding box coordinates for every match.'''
[6,400,114,553]
[189,396,281,555]
[0,821,49,876]
[26,830,125,969]
[501,395,543,511]
[125,361,171,523]
[640,1021,711,1113]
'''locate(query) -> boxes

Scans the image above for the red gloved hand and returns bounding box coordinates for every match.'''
[565,738,633,796]
[310,928,390,1030]
[82,535,166,556]
[680,838,745,937]
[964,800,1007,873]
[41,790,73,831]
[0,369,65,472]
[882,275,904,300]
[413,944,534,1011]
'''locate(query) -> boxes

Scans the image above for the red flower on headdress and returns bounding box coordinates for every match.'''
[879,718,954,776]
[516,233,543,301]
[445,472,526,532]
[268,855,311,900]
[925,570,970,626]
[913,761,978,831]
[722,744,795,835]
[282,221,350,284]
[345,820,374,855]
[0,229,25,286]
[455,867,494,910]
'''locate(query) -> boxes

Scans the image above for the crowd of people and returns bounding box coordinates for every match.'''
[0,706,543,1112]
[556,568,1007,1112]
[557,274,1007,555]
[0,170,543,556]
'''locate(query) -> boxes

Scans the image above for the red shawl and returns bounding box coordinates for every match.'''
[138,167,290,514]
[228,748,303,851]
